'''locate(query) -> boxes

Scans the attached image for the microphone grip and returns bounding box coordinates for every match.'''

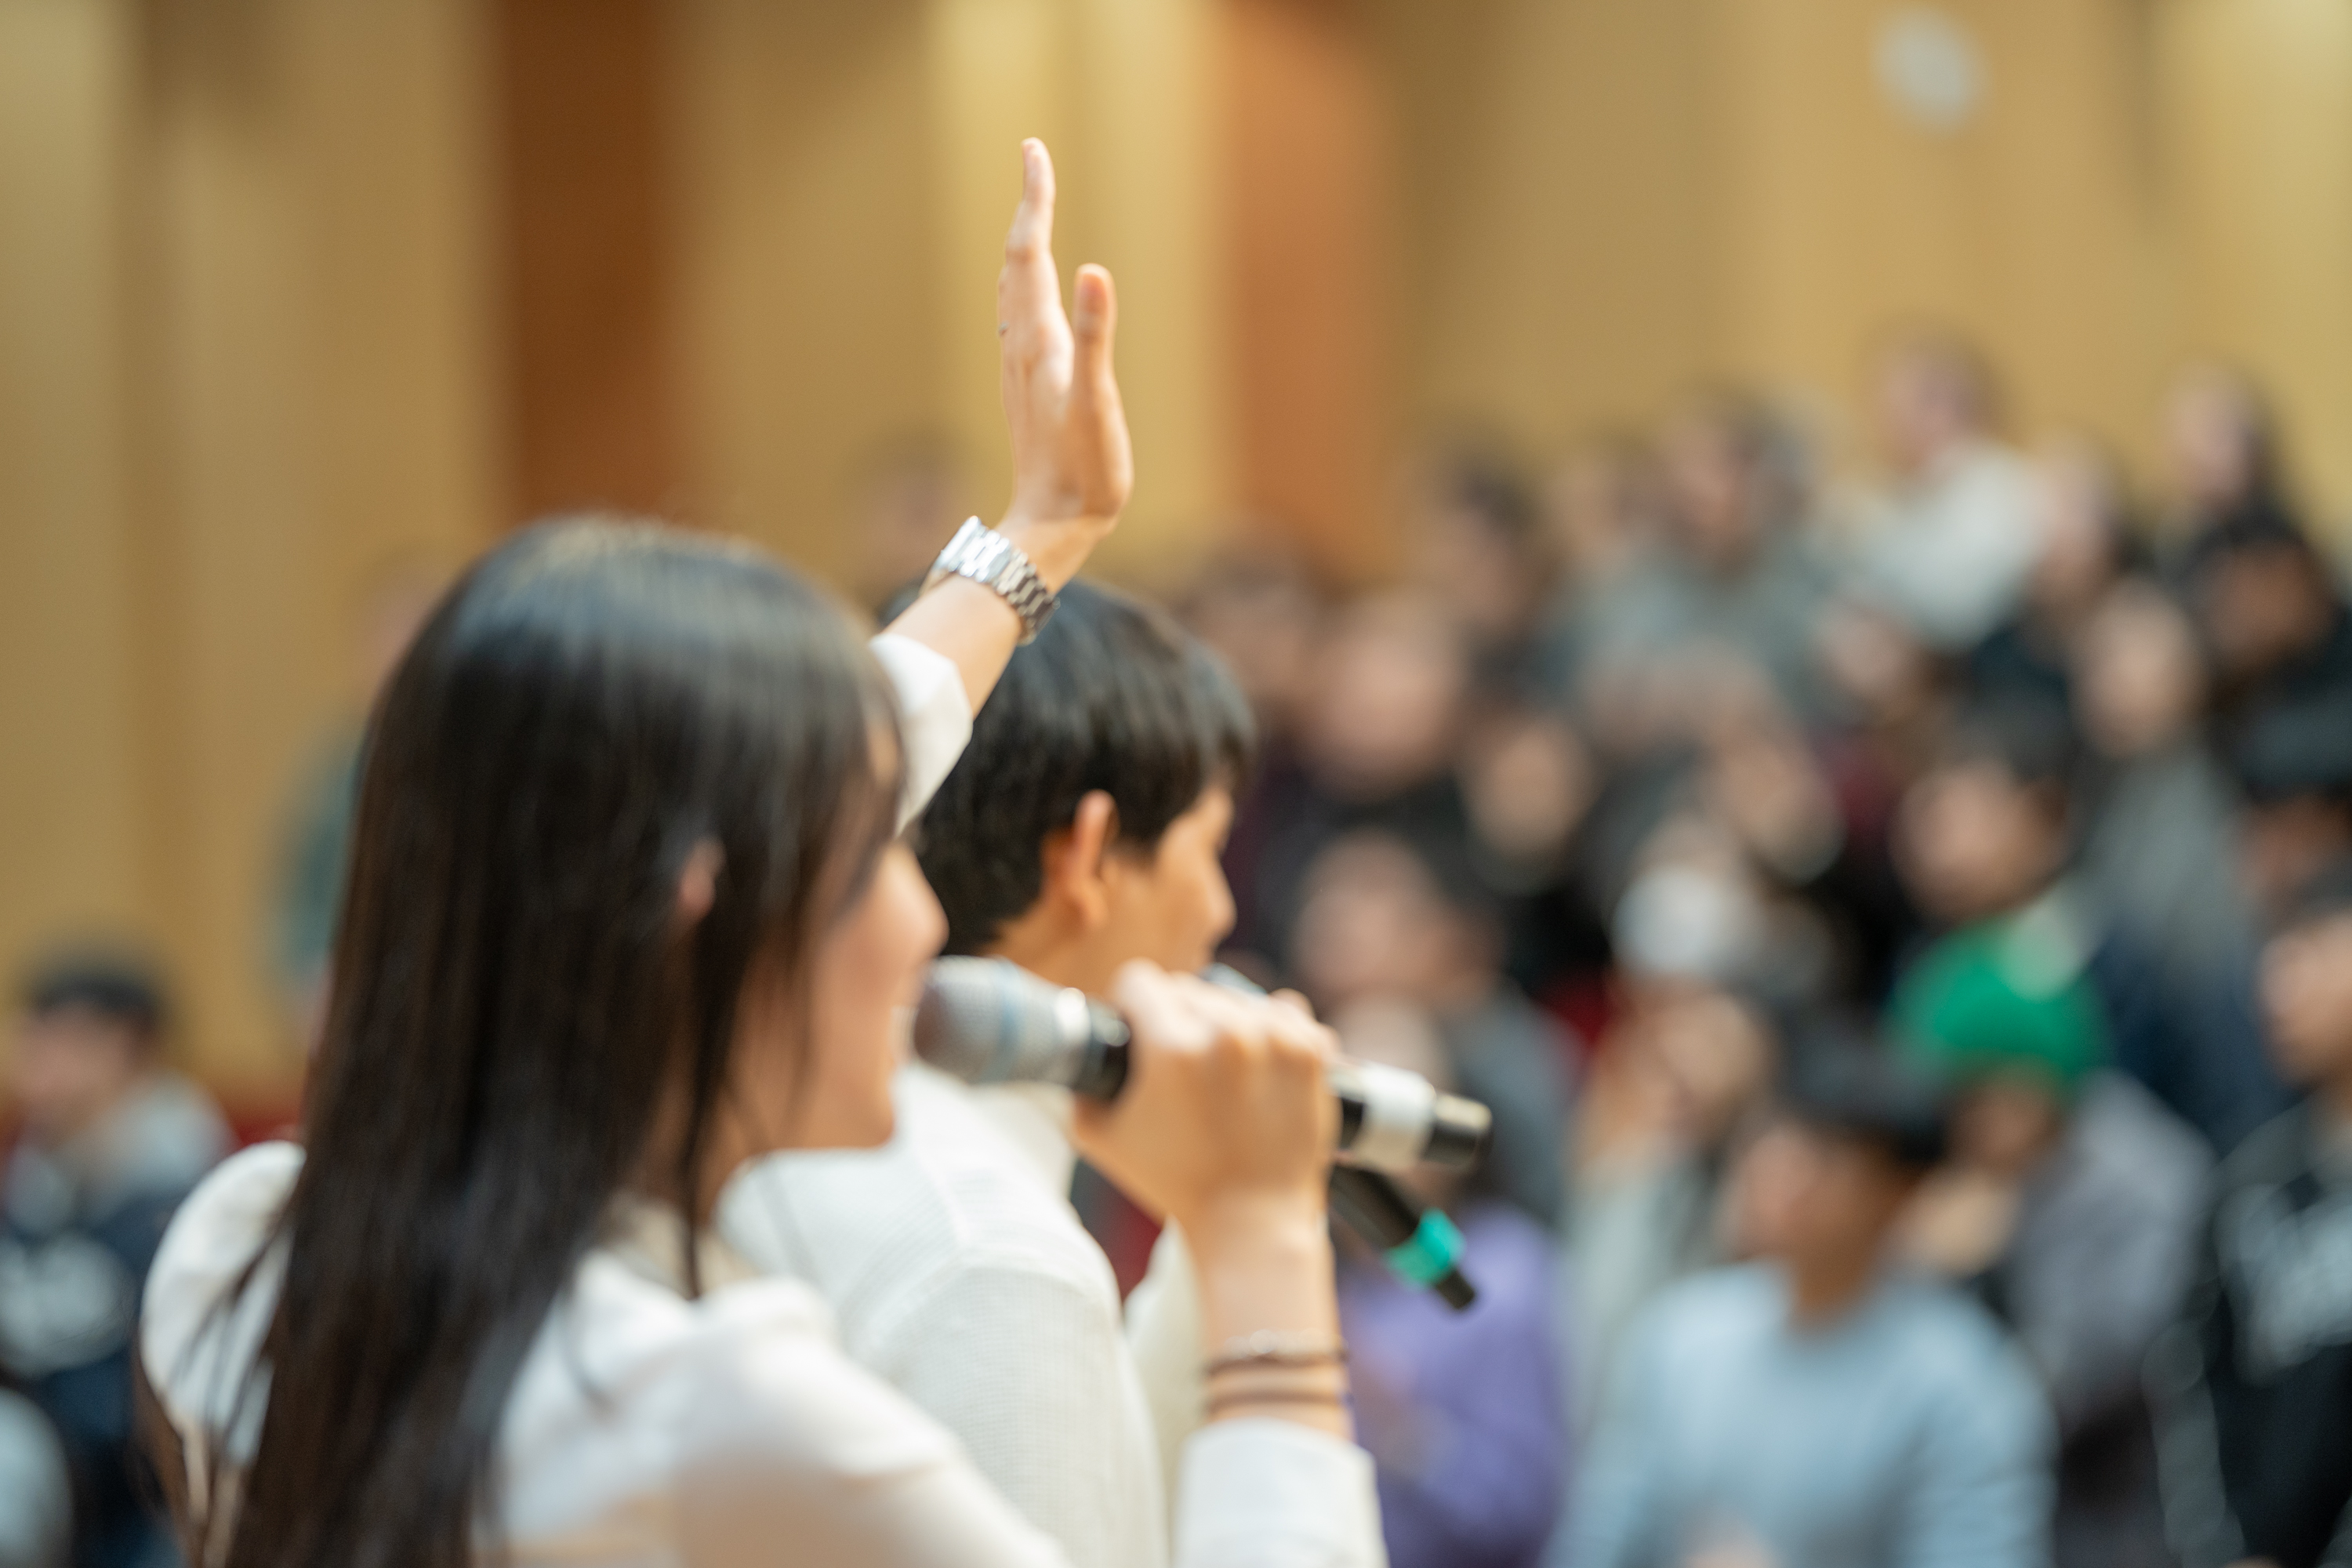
[1327,1166,1478,1312]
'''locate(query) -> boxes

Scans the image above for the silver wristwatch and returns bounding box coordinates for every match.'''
[924,517,1058,643]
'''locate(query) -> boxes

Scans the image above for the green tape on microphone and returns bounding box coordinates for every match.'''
[1384,1209,1465,1287]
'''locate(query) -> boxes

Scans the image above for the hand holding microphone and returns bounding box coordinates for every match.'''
[913,956,1494,1176]
[1060,964,1340,1243]
[913,956,1483,1309]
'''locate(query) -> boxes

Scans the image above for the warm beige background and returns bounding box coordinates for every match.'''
[3,0,2347,1101]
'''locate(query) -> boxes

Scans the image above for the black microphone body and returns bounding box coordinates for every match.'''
[913,956,1492,1176]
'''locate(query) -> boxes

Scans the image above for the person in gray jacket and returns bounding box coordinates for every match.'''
[1565,1044,2053,1568]
[1896,930,2212,1568]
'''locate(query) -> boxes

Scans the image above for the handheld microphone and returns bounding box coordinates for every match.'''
[912,956,1493,1176]
[911,956,1483,1312]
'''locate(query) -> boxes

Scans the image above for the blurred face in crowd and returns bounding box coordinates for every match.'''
[2026,443,2124,618]
[1817,604,1940,728]
[1414,497,1548,648]
[1302,594,1469,800]
[2165,366,2267,514]
[2261,912,2352,1098]
[1185,554,1325,727]
[8,1003,148,1146]
[1461,709,1595,871]
[1625,981,1777,1149]
[1734,1116,1920,1276]
[1290,833,1486,1014]
[1543,443,1656,584]
[2242,801,2352,923]
[1877,344,1985,476]
[1661,409,1761,569]
[1898,760,2066,925]
[2076,583,2205,760]
[2198,541,2339,682]
[1949,1073,2068,1181]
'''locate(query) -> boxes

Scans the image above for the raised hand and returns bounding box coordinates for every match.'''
[995,139,1132,586]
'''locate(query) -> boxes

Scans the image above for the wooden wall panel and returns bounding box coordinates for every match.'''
[495,0,682,522]
[1225,0,1394,577]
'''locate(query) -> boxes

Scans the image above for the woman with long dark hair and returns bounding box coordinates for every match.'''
[138,143,1377,1568]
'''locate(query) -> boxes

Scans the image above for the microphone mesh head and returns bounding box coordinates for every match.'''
[912,956,1087,1087]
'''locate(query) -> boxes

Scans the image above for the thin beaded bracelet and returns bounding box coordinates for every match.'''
[1205,1385,1350,1418]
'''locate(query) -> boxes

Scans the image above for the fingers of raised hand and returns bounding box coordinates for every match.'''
[999,139,1065,353]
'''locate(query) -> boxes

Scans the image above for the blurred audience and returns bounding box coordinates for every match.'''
[1572,392,1833,729]
[1564,1046,2053,1568]
[1169,336,2348,1568]
[1333,999,1570,1568]
[1,950,226,1568]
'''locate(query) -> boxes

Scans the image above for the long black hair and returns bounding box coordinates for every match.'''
[179,520,902,1568]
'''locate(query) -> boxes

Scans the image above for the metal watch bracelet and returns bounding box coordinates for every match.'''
[923,517,1058,643]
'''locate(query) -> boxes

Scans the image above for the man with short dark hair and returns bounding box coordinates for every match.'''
[1565,1046,2053,1568]
[2,950,227,1568]
[717,581,1261,1568]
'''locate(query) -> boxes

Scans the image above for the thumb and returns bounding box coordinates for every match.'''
[1073,267,1115,368]
[1071,263,1120,405]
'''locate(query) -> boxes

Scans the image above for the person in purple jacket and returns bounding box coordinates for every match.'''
[1330,997,1572,1568]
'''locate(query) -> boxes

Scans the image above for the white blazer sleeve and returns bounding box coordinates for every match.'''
[870,632,974,832]
[1127,1223,1210,1522]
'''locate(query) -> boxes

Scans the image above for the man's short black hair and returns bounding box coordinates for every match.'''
[1940,696,2080,798]
[916,580,1256,956]
[1781,1031,1949,1172]
[21,946,169,1041]
[2230,697,2352,809]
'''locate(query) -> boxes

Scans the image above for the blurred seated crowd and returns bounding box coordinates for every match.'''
[6,332,2352,1568]
[1156,336,2352,1568]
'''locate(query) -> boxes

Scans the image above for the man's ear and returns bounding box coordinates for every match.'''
[1039,790,1120,933]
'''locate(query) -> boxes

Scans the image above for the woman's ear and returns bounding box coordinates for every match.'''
[677,840,725,927]
[1040,790,1120,932]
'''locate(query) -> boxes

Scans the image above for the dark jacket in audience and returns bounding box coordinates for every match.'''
[1979,1075,2211,1568]
[2155,1103,2352,1568]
